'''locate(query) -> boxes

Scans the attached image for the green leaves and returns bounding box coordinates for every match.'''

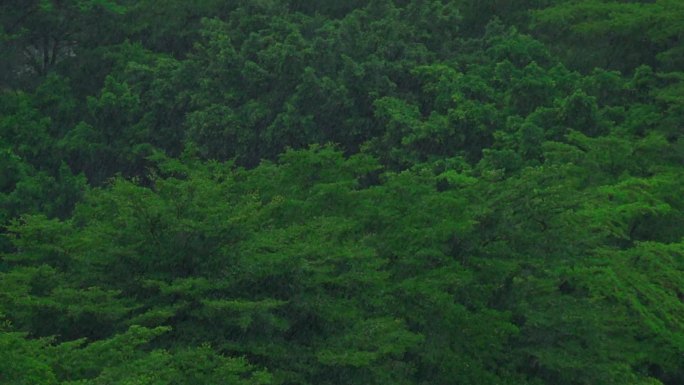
[532,0,684,72]
[2,1,684,384]
[0,331,58,385]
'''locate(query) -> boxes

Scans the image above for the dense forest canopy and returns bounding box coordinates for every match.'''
[1,1,684,384]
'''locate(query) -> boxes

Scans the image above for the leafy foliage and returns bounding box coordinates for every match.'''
[2,1,684,384]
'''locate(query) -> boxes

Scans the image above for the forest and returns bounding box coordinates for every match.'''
[1,1,683,384]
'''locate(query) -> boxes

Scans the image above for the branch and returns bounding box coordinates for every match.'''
[50,36,60,66]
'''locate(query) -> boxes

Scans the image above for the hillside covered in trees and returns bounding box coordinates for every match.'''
[1,1,684,384]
